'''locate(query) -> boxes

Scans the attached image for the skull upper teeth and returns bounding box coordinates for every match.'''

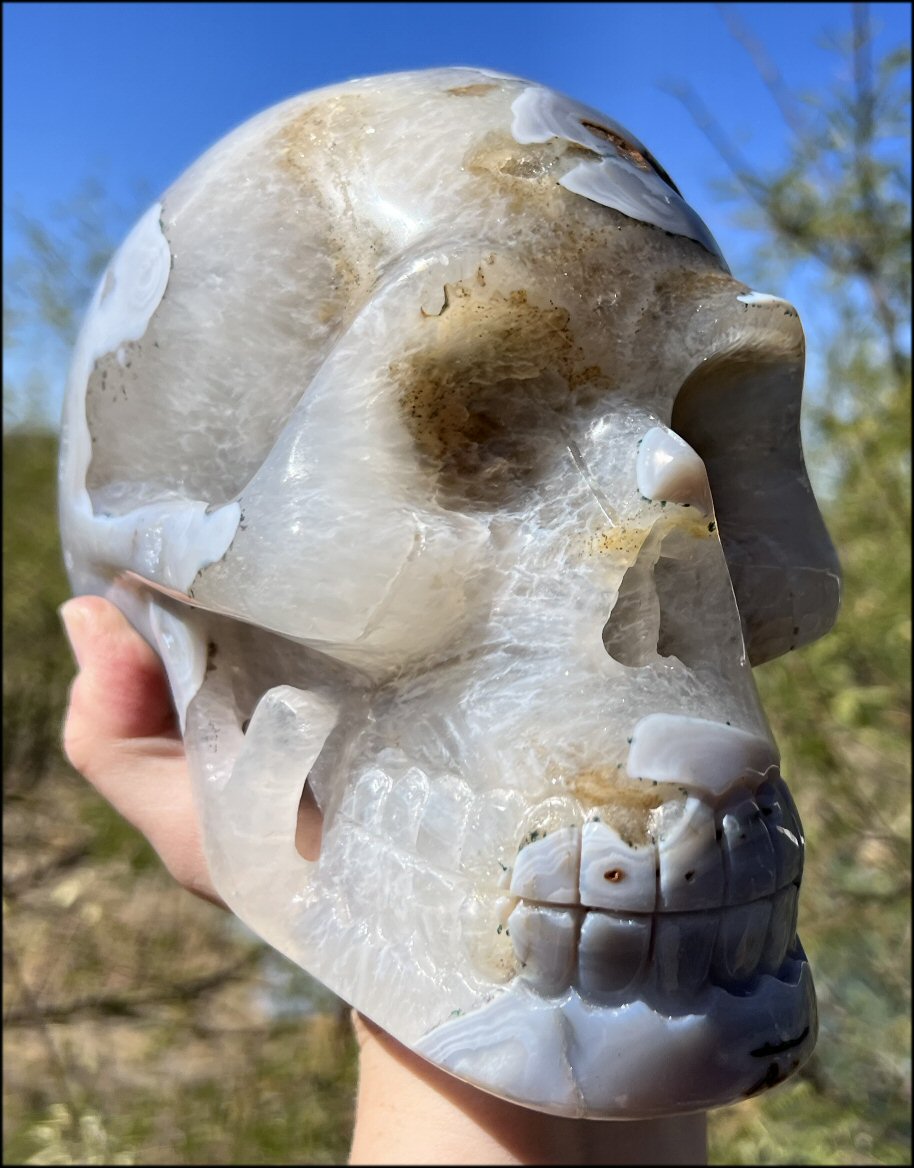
[503,767,804,998]
[577,818,657,911]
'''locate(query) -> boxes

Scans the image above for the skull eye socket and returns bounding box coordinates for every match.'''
[395,284,579,510]
[411,380,568,510]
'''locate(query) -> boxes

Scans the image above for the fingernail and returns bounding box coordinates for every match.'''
[59,599,91,669]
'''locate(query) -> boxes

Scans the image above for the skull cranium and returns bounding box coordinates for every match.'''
[59,68,840,1118]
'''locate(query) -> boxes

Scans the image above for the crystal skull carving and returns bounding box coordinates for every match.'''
[59,68,841,1118]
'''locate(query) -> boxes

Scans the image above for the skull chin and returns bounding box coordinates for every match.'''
[416,944,816,1119]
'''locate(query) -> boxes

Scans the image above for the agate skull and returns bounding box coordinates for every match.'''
[59,68,841,1118]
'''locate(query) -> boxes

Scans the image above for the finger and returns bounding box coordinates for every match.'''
[60,596,225,907]
[61,594,178,745]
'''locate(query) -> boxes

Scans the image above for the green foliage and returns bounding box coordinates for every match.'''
[2,431,73,790]
[702,10,911,1164]
[709,1075,907,1165]
[13,1103,135,1165]
[3,178,138,427]
[11,1024,357,1166]
[3,757,358,1165]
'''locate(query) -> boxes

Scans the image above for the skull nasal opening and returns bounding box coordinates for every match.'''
[602,527,735,670]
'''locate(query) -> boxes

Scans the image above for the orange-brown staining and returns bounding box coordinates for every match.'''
[562,764,623,807]
[467,132,584,218]
[583,526,653,560]
[579,121,683,195]
[469,132,610,192]
[275,95,372,169]
[604,868,625,882]
[582,506,714,565]
[644,267,756,366]
[464,128,688,273]
[463,130,708,338]
[271,99,385,316]
[687,512,718,539]
[655,507,718,541]
[393,274,608,507]
[580,120,652,171]
[653,267,746,309]
[446,83,498,97]
[569,767,667,813]
[564,766,681,845]
[466,131,564,209]
[568,364,604,391]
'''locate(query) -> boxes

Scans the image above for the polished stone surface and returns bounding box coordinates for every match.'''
[59,68,840,1117]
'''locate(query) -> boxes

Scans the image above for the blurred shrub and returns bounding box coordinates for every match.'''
[698,10,911,1163]
[2,431,72,791]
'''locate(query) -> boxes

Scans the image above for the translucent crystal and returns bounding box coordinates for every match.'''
[59,68,840,1117]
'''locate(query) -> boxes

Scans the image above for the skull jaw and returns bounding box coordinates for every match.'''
[414,951,816,1119]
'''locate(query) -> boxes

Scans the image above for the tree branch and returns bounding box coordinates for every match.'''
[714,1,808,140]
[3,948,262,1027]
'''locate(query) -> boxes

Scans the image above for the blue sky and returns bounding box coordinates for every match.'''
[3,1,910,422]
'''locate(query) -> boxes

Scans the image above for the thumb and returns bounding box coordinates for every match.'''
[60,594,178,751]
[60,596,223,907]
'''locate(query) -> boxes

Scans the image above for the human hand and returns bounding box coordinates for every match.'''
[60,595,225,907]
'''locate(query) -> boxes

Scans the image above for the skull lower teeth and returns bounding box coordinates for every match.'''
[508,886,800,998]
